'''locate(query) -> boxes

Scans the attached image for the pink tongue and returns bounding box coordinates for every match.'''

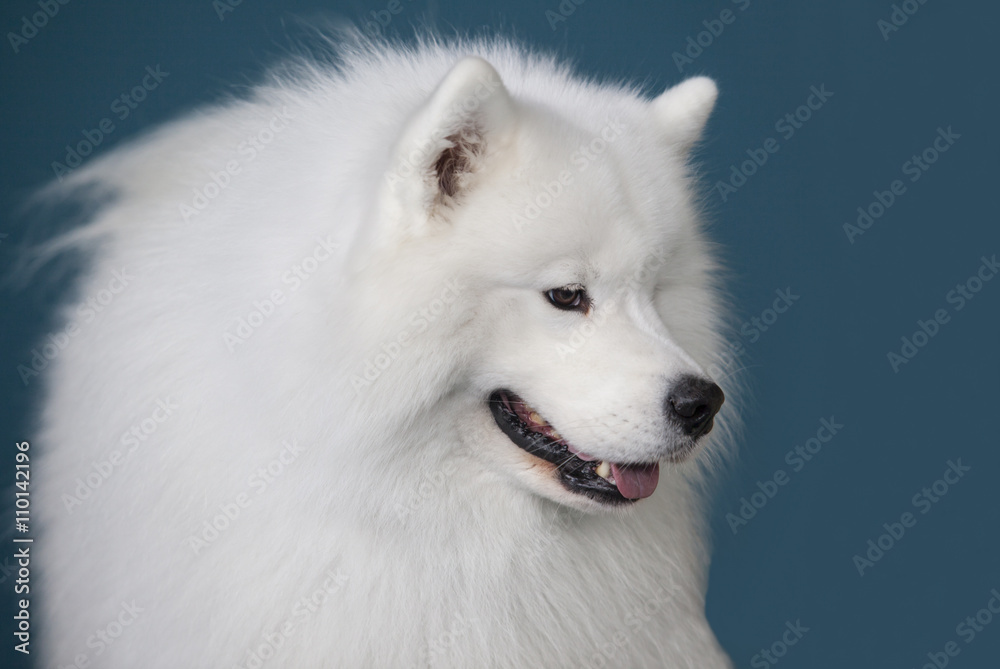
[610,463,660,500]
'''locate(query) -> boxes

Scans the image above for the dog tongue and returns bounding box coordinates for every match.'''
[610,463,660,499]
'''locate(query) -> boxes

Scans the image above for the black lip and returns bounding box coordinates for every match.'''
[488,390,634,506]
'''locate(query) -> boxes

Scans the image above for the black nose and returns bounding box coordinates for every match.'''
[666,376,725,438]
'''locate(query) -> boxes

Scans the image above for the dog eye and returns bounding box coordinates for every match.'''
[545,287,589,312]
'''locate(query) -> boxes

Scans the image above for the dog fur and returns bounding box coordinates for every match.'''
[34,33,735,668]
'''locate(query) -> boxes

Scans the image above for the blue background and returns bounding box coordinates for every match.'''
[1,1,997,667]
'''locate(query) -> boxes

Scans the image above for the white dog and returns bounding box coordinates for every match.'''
[35,33,735,668]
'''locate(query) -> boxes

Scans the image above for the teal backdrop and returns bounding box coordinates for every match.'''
[1,1,997,667]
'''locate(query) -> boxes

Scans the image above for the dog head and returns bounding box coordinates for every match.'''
[367,56,726,512]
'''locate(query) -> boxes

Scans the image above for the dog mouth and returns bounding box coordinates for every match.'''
[488,390,660,505]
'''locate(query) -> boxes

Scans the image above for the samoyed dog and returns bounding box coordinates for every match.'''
[34,32,734,668]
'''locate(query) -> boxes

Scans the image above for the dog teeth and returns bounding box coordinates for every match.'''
[596,461,611,479]
[528,411,545,426]
[549,429,562,441]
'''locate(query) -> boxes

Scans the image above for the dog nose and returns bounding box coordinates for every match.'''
[666,376,725,438]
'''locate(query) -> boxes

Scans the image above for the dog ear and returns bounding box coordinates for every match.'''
[382,57,515,228]
[651,77,717,153]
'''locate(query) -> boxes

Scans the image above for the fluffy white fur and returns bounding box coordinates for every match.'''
[36,33,735,668]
